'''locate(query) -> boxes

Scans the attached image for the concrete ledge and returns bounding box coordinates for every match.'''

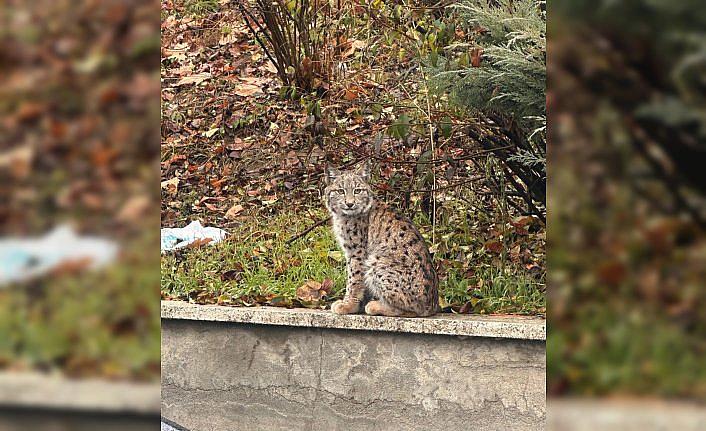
[0,372,160,414]
[549,398,706,430]
[161,300,545,340]
[162,303,546,430]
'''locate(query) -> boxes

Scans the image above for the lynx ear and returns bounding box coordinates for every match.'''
[326,165,341,184]
[354,162,370,181]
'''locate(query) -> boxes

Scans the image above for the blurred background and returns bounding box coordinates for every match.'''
[548,0,706,428]
[1,0,705,429]
[0,0,160,429]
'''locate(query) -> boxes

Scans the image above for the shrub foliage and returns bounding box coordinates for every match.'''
[428,0,546,220]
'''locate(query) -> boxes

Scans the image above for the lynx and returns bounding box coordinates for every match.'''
[324,164,439,317]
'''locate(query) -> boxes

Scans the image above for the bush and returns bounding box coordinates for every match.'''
[428,0,546,220]
[237,0,346,93]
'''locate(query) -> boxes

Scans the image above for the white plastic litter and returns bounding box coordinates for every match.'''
[0,225,119,286]
[161,220,227,252]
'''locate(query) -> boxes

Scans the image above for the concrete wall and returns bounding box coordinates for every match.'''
[0,372,159,431]
[548,399,706,431]
[162,315,546,431]
[0,408,157,431]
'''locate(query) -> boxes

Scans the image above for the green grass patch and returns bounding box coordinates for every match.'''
[182,0,220,17]
[548,312,706,398]
[0,230,160,380]
[161,210,545,315]
[161,210,347,307]
[442,265,545,315]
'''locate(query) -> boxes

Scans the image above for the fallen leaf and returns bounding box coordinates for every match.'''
[471,47,483,67]
[509,244,522,262]
[296,280,332,303]
[0,145,33,179]
[344,89,358,101]
[186,238,213,249]
[203,127,220,138]
[220,267,243,282]
[260,196,278,205]
[264,61,278,74]
[341,39,366,58]
[217,294,232,305]
[162,154,186,169]
[229,137,251,151]
[510,215,533,234]
[297,280,322,301]
[269,296,291,307]
[210,177,227,190]
[327,250,344,262]
[116,195,150,223]
[233,83,263,97]
[175,72,211,87]
[161,177,180,193]
[320,278,334,295]
[219,32,238,45]
[597,261,626,286]
[484,240,503,254]
[225,204,244,219]
[511,215,534,228]
[203,202,219,211]
[16,102,45,121]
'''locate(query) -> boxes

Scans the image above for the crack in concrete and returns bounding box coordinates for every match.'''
[246,339,260,372]
[164,378,544,430]
[164,367,542,412]
[309,328,325,431]
[163,320,545,430]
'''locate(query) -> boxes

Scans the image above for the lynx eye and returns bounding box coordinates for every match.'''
[353,188,364,194]
[332,189,344,194]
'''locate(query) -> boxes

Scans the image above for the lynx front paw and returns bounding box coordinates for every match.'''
[364,300,383,315]
[331,299,360,315]
[365,300,414,317]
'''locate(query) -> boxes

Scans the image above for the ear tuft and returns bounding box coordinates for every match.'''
[326,165,341,184]
[355,162,370,181]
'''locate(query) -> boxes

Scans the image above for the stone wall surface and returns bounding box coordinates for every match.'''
[548,399,706,431]
[0,409,157,431]
[0,372,159,431]
[162,317,546,431]
[0,372,159,414]
[161,301,546,340]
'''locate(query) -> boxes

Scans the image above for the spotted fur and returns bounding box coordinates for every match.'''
[324,164,439,317]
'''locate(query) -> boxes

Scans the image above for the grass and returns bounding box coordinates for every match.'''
[0,230,160,381]
[161,209,545,315]
[162,210,347,307]
[183,0,220,16]
[442,266,545,315]
[548,308,706,398]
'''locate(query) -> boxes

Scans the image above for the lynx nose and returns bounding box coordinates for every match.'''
[345,202,354,209]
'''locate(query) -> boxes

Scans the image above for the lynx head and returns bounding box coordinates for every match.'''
[324,163,374,217]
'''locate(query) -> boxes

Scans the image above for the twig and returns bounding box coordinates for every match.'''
[286,216,331,245]
[629,119,706,230]
[374,175,485,193]
[336,136,513,165]
[234,1,282,80]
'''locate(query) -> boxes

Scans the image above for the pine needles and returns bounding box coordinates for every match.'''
[428,0,546,220]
